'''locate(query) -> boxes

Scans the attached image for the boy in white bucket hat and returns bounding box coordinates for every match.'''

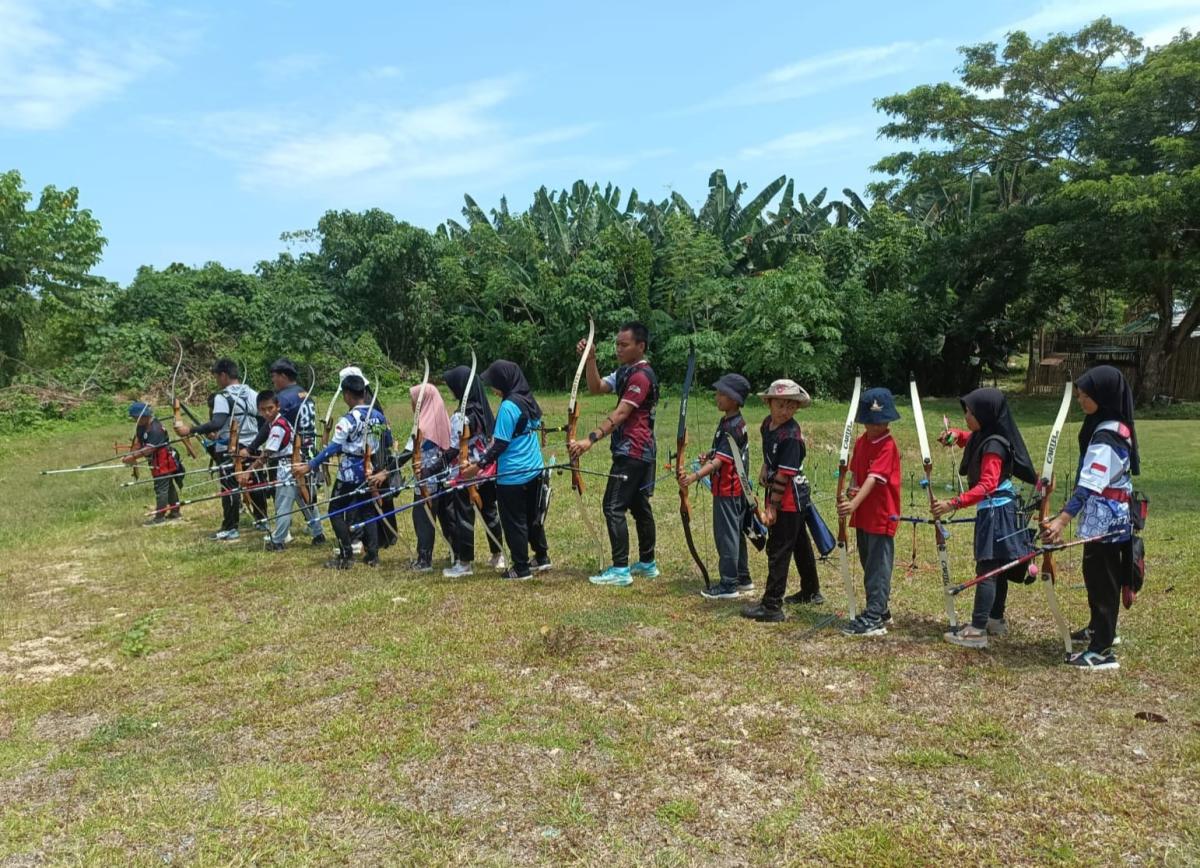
[741,379,821,622]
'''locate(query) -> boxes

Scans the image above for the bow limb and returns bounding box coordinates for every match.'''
[169,341,199,460]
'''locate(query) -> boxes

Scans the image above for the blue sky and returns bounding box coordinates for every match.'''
[3,0,1197,285]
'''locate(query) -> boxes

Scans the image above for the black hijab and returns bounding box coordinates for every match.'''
[444,365,496,438]
[960,388,1037,486]
[1076,365,1140,476]
[481,360,542,432]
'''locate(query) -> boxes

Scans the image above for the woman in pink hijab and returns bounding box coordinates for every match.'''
[403,381,455,571]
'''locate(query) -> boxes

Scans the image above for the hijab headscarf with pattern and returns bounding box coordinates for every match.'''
[1076,365,1139,476]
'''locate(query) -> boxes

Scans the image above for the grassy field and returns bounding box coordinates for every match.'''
[1,388,1198,865]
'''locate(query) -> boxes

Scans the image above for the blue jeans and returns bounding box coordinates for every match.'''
[272,480,323,544]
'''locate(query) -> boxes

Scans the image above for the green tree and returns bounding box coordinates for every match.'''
[0,170,106,385]
[872,19,1200,400]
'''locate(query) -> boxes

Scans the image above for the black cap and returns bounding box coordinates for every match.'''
[712,373,751,406]
[268,357,298,377]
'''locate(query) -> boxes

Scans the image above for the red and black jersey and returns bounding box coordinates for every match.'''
[136,419,182,476]
[760,416,806,512]
[611,361,658,463]
[709,412,747,498]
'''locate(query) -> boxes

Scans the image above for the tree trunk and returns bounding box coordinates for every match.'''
[1136,295,1200,405]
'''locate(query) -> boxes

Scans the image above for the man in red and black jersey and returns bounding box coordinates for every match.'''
[569,321,660,584]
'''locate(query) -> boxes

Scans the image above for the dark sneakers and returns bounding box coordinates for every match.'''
[701,584,740,600]
[311,534,327,546]
[784,591,825,605]
[264,542,286,552]
[1067,650,1119,670]
[842,616,887,637]
[323,556,353,570]
[500,568,533,581]
[740,604,785,623]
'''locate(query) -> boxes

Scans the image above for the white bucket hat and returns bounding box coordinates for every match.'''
[758,378,812,407]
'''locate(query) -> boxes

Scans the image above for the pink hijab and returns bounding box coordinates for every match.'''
[410,383,451,450]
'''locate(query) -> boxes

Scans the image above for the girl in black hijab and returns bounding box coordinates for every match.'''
[1043,365,1139,671]
[461,360,550,580]
[932,388,1038,649]
[443,365,505,574]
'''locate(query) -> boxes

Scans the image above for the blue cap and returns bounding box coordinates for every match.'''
[856,388,900,424]
[128,401,153,419]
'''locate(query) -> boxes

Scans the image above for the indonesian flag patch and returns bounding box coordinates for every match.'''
[1090,462,1108,473]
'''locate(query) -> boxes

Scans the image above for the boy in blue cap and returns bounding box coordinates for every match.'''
[679,373,754,600]
[837,387,902,636]
[123,402,186,526]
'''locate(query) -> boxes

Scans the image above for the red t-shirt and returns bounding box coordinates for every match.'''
[849,431,900,536]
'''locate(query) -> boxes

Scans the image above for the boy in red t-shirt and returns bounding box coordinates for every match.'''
[837,387,901,636]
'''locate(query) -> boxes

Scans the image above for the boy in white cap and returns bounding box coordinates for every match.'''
[742,379,820,622]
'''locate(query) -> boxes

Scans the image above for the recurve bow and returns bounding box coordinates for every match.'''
[409,358,438,529]
[676,345,710,588]
[566,319,605,561]
[836,373,862,620]
[458,349,505,553]
[910,372,956,632]
[1037,379,1075,657]
[168,340,200,462]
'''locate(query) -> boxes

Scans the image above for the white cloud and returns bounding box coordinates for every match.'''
[1003,0,1200,36]
[738,125,864,160]
[688,41,940,112]
[1141,15,1200,46]
[0,0,169,130]
[179,78,598,196]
